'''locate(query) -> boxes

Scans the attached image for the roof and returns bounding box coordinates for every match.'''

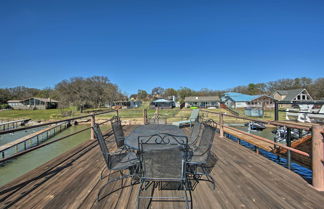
[152,99,174,103]
[28,97,59,103]
[184,96,220,102]
[7,100,22,103]
[250,95,276,102]
[274,89,306,102]
[223,92,259,102]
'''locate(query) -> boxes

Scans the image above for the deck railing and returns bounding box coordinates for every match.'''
[199,109,324,191]
[0,110,118,164]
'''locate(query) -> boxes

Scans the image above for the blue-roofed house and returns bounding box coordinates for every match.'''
[221,92,259,108]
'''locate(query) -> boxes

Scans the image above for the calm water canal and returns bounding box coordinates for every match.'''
[0,124,109,187]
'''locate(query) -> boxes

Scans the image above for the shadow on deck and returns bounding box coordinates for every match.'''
[1,125,324,209]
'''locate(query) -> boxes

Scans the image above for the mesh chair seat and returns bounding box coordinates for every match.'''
[110,152,139,170]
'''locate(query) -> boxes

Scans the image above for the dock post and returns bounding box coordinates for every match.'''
[90,114,95,140]
[143,109,147,125]
[312,125,324,191]
[286,127,292,170]
[219,113,224,138]
[1,151,4,159]
[274,102,279,121]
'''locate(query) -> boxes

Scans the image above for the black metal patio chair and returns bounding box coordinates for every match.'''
[93,124,139,201]
[188,121,203,146]
[111,116,126,149]
[187,122,216,189]
[137,133,191,209]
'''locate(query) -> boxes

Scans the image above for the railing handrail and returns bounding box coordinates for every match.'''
[201,110,269,123]
[223,124,310,157]
[0,119,31,126]
[0,122,67,153]
[204,118,310,157]
[201,109,313,130]
[0,110,116,135]
[0,117,115,164]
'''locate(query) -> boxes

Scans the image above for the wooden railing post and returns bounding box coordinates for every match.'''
[312,125,324,191]
[90,114,95,140]
[219,113,224,138]
[143,109,148,125]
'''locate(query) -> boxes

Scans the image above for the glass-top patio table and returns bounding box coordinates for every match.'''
[125,124,187,150]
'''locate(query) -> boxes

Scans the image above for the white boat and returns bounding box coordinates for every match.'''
[286,104,324,123]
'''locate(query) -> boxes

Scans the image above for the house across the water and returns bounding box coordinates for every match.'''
[184,96,220,108]
[273,88,313,102]
[221,92,259,108]
[150,99,175,109]
[112,100,142,109]
[7,97,59,110]
[248,95,276,109]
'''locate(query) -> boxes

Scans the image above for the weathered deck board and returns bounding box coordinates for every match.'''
[1,125,324,209]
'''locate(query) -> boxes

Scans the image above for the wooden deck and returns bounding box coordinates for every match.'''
[1,125,324,209]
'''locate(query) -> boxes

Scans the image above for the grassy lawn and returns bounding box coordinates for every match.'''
[0,107,85,121]
[0,103,287,125]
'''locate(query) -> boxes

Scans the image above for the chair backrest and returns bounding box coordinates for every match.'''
[189,109,200,121]
[197,123,216,151]
[111,116,125,148]
[138,134,188,181]
[93,124,111,169]
[190,121,202,144]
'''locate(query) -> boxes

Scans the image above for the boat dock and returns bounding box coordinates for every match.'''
[0,119,31,131]
[1,125,324,209]
[0,122,70,159]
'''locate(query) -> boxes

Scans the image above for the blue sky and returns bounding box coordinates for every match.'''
[0,0,323,95]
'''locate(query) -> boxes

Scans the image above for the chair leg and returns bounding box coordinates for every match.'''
[97,173,133,201]
[202,166,216,190]
[100,167,107,180]
[183,181,192,209]
[188,164,216,190]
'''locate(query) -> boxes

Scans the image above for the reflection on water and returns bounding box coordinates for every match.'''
[0,124,108,187]
[227,124,312,183]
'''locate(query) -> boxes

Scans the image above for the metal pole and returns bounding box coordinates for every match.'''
[286,127,292,170]
[219,113,224,138]
[312,125,324,191]
[274,102,279,121]
[90,114,95,140]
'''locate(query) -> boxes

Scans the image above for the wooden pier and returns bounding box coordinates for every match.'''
[0,122,70,159]
[0,119,30,131]
[1,125,324,209]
